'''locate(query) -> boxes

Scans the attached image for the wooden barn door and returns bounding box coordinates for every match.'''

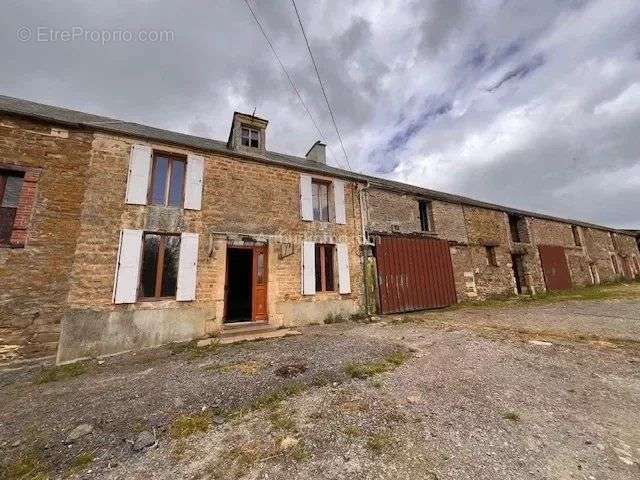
[375,236,457,314]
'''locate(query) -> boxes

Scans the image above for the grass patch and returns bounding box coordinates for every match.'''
[502,411,521,422]
[1,452,49,480]
[324,312,348,324]
[269,411,297,432]
[345,351,408,380]
[366,433,395,453]
[250,383,306,411]
[343,426,363,437]
[170,412,212,439]
[35,362,88,384]
[64,452,94,477]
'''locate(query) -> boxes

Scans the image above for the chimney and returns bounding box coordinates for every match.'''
[306,141,326,164]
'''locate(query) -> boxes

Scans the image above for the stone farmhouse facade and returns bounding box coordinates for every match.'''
[0,95,638,364]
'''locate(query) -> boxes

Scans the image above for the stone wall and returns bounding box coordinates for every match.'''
[0,115,92,361]
[61,132,364,361]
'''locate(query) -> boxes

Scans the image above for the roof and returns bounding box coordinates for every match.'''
[0,94,633,236]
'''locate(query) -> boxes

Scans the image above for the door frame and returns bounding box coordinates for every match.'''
[223,245,268,323]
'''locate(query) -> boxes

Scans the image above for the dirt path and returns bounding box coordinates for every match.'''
[2,293,640,479]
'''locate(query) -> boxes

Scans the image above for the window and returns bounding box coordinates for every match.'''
[140,233,181,299]
[241,127,260,148]
[0,171,24,244]
[149,153,186,207]
[315,244,335,292]
[419,200,432,232]
[312,179,333,222]
[572,226,582,246]
[486,246,498,266]
[508,214,527,243]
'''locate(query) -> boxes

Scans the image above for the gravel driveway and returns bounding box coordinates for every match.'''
[1,290,639,479]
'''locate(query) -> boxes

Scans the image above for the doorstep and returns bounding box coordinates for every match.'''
[197,324,301,346]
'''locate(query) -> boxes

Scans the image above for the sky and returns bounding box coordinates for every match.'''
[2,0,640,228]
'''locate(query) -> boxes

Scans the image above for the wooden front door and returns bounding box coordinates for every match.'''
[252,246,268,321]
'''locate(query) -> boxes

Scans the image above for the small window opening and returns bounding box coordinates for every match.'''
[419,200,432,232]
[572,226,582,246]
[140,233,181,299]
[486,246,498,266]
[508,214,527,243]
[0,171,24,245]
[241,127,260,148]
[315,244,335,292]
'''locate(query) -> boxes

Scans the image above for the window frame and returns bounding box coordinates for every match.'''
[418,200,432,232]
[0,169,25,246]
[147,151,187,208]
[311,178,334,223]
[315,243,335,293]
[241,126,260,148]
[139,232,181,301]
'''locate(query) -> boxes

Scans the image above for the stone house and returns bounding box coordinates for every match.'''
[0,95,638,363]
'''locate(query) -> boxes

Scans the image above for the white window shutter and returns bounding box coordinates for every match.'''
[184,154,204,210]
[125,145,152,205]
[333,180,346,224]
[337,243,351,294]
[300,175,313,221]
[302,241,316,295]
[113,229,143,304]
[177,233,199,301]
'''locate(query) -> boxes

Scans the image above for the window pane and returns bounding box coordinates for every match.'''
[250,130,259,140]
[161,236,181,297]
[2,176,23,208]
[257,252,265,284]
[324,245,334,291]
[315,244,322,291]
[312,182,321,221]
[319,183,329,221]
[141,234,160,297]
[150,156,169,205]
[168,160,185,207]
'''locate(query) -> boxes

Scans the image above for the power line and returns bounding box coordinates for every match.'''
[241,0,343,169]
[290,0,354,172]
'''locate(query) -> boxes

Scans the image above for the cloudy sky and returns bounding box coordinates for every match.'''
[2,0,640,227]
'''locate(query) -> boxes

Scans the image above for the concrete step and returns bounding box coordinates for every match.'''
[197,327,301,347]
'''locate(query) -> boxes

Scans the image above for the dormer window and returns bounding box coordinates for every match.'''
[241,127,260,148]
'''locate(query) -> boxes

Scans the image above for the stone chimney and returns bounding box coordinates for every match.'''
[305,141,326,164]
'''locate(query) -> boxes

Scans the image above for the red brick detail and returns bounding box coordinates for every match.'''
[10,167,41,247]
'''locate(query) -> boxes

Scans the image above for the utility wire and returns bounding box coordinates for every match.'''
[242,0,343,169]
[290,0,354,172]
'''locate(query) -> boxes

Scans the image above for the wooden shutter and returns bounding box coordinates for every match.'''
[184,154,204,210]
[301,241,316,295]
[337,243,351,294]
[113,229,143,304]
[125,145,152,205]
[300,175,313,221]
[177,232,199,301]
[333,180,346,224]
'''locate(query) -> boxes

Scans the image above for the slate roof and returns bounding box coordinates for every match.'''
[0,94,633,235]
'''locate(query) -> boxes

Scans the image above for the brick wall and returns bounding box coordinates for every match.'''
[0,115,92,361]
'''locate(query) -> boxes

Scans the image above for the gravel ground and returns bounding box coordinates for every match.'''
[1,293,640,479]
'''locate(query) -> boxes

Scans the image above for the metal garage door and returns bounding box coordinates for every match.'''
[375,236,457,314]
[538,245,572,291]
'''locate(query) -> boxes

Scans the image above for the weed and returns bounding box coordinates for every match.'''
[269,411,297,432]
[169,340,219,359]
[502,411,521,422]
[345,350,407,379]
[250,383,306,411]
[324,312,348,324]
[2,452,49,480]
[35,362,88,384]
[170,412,211,439]
[366,433,395,453]
[64,451,94,477]
[343,426,362,437]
